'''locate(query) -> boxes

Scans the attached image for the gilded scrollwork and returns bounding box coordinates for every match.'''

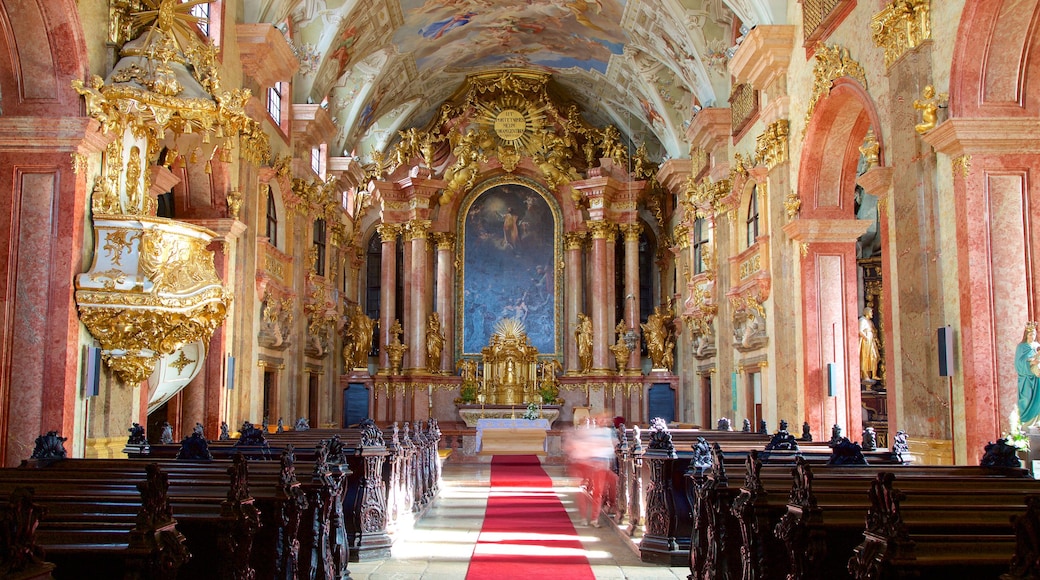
[754,120,790,170]
[684,282,718,360]
[805,44,869,132]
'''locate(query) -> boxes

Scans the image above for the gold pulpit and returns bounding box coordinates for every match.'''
[479,318,539,406]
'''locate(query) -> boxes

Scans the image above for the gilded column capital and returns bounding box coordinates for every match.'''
[433,232,456,251]
[672,224,690,249]
[377,222,403,242]
[871,0,931,68]
[563,231,587,250]
[619,223,643,242]
[403,219,432,241]
[588,220,617,240]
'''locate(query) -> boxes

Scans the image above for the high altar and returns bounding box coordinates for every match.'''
[457,318,562,427]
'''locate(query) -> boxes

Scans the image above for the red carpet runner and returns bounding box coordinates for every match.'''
[465,455,595,579]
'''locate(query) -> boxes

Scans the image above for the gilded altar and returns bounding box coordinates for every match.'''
[478,318,539,406]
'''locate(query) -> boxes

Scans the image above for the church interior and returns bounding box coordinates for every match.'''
[1,0,1040,576]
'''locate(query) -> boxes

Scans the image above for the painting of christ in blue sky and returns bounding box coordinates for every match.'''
[461,182,558,355]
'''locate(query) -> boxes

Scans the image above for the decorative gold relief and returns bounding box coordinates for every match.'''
[687,178,733,218]
[684,283,717,360]
[226,190,242,220]
[739,253,762,280]
[563,231,587,250]
[805,44,868,131]
[871,0,931,68]
[784,192,802,219]
[587,220,617,240]
[952,154,971,179]
[170,350,194,373]
[102,229,142,266]
[754,119,790,170]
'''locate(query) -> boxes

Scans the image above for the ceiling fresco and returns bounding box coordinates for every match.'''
[244,0,786,162]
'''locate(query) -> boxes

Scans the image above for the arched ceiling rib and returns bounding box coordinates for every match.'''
[262,0,780,162]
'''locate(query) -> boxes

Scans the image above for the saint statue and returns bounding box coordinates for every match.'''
[1016,321,1040,426]
[426,312,445,372]
[575,313,593,373]
[343,304,377,370]
[859,305,881,382]
[641,304,675,370]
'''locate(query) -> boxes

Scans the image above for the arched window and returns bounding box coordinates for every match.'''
[313,219,326,276]
[693,217,709,274]
[745,185,759,248]
[266,191,278,246]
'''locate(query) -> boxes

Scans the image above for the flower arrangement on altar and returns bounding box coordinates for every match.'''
[522,402,541,420]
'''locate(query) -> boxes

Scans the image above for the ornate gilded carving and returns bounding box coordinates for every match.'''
[687,177,733,218]
[76,217,231,386]
[871,0,931,68]
[754,119,790,170]
[563,231,587,250]
[610,320,632,374]
[376,223,403,242]
[404,219,431,242]
[860,129,880,169]
[342,304,377,370]
[784,192,802,219]
[587,220,617,240]
[480,318,540,405]
[805,44,868,131]
[684,283,718,360]
[304,280,338,359]
[425,313,445,373]
[433,232,456,251]
[384,320,407,375]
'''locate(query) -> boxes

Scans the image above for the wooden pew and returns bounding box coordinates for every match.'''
[0,462,191,580]
[11,444,347,579]
[618,422,907,565]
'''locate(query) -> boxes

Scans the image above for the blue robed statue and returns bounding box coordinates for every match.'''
[1016,322,1040,425]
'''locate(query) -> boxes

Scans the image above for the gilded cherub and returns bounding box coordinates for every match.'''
[913,85,944,134]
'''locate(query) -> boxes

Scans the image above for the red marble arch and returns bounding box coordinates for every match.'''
[795,77,885,441]
[950,0,1040,117]
[797,78,883,218]
[0,0,88,117]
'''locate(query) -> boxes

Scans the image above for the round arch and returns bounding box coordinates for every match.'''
[794,76,886,444]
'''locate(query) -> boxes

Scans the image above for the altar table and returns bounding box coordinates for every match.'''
[475,418,550,455]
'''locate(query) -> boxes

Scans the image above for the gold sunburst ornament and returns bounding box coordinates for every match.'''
[493,317,527,340]
[133,0,211,55]
[475,95,547,150]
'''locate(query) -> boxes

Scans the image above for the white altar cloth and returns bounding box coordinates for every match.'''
[475,418,550,452]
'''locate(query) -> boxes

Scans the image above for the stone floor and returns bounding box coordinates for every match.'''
[349,461,690,579]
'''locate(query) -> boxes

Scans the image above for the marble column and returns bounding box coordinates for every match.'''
[405,219,431,374]
[589,221,615,374]
[621,223,643,372]
[434,233,456,373]
[377,223,402,372]
[564,232,586,373]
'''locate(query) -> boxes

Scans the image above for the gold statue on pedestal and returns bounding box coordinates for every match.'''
[610,320,631,374]
[385,319,407,375]
[642,303,676,371]
[425,312,445,373]
[576,313,593,373]
[343,304,377,371]
[480,318,539,406]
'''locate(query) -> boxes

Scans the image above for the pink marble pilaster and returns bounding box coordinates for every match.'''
[434,233,456,373]
[405,220,431,373]
[377,224,402,371]
[783,218,870,440]
[621,224,642,372]
[564,232,586,373]
[588,221,615,374]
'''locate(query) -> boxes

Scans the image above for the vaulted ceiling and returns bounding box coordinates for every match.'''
[243,0,787,162]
